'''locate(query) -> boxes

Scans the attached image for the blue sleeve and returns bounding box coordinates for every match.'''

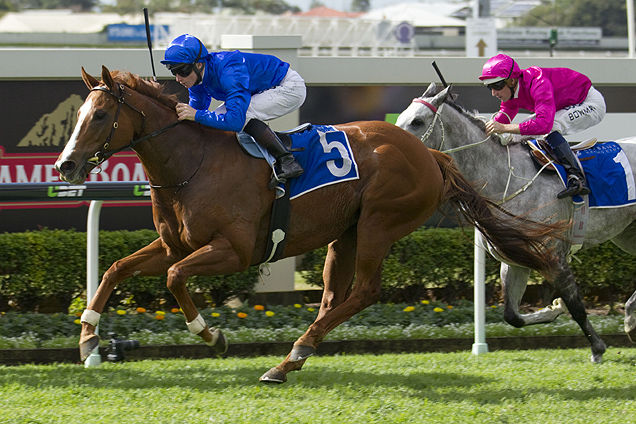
[194,55,251,132]
[188,86,212,111]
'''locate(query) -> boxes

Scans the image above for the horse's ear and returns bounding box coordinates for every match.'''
[101,65,115,91]
[432,84,456,106]
[443,84,459,102]
[422,82,438,97]
[81,67,100,90]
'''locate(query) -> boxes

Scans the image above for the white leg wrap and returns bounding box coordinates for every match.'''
[186,313,207,335]
[80,309,101,327]
[205,328,221,347]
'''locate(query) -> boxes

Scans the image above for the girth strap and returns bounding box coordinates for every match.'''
[261,180,292,264]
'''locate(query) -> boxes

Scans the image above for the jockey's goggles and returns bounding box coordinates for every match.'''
[167,63,195,77]
[486,79,508,91]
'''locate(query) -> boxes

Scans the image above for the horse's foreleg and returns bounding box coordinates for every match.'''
[500,263,567,327]
[79,238,174,360]
[165,237,248,356]
[503,258,606,362]
[625,291,636,342]
[551,262,607,363]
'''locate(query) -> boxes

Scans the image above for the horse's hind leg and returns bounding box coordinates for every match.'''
[79,238,175,360]
[260,229,358,383]
[261,228,390,384]
[610,222,636,341]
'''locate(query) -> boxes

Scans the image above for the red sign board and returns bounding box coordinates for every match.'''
[0,145,150,209]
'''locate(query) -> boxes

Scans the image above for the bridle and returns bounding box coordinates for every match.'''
[412,97,490,154]
[86,83,200,191]
[87,84,180,165]
[410,96,549,203]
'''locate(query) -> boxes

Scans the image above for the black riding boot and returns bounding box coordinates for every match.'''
[244,119,304,181]
[545,131,590,199]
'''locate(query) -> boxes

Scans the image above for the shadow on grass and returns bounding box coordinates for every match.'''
[2,353,636,406]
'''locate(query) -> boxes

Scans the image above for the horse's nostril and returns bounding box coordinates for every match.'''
[60,161,76,173]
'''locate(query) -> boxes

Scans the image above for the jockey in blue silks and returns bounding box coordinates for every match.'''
[161,33,306,181]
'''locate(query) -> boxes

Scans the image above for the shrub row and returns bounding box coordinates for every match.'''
[1,227,635,313]
[300,227,636,305]
[0,229,258,313]
[0,300,502,343]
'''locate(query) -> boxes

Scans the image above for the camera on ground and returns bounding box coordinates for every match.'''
[105,332,140,362]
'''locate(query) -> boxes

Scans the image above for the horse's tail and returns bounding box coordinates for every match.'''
[431,150,564,279]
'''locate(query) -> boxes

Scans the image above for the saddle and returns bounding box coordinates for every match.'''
[277,123,312,151]
[528,137,597,170]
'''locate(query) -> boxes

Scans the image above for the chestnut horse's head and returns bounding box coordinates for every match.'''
[55,66,144,184]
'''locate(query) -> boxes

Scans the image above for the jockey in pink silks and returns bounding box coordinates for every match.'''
[479,53,606,199]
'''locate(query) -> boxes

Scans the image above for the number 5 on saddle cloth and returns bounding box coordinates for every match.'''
[237,124,360,264]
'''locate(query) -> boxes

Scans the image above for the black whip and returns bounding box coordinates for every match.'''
[143,8,157,82]
[432,61,448,88]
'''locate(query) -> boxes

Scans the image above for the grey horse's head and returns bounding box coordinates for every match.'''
[395,83,453,141]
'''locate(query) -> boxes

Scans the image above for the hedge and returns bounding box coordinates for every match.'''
[300,227,636,305]
[0,229,258,313]
[1,227,635,313]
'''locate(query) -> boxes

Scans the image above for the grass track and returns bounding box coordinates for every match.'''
[1,348,635,423]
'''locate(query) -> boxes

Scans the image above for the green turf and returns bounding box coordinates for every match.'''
[1,348,635,423]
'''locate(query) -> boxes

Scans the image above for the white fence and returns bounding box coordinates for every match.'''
[158,13,417,57]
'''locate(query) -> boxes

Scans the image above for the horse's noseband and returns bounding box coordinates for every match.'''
[411,98,445,150]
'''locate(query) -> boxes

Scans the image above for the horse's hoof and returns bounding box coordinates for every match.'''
[259,367,287,384]
[208,329,228,357]
[289,344,315,362]
[79,335,100,361]
[550,298,566,312]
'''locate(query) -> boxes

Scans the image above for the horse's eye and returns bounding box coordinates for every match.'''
[94,110,107,120]
[411,118,424,128]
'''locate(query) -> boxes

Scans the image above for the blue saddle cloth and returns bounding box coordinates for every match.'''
[530,140,636,207]
[238,124,360,200]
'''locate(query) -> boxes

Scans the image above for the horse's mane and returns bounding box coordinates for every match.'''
[109,70,179,110]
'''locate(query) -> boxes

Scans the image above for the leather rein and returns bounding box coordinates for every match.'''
[87,84,200,191]
[411,97,548,203]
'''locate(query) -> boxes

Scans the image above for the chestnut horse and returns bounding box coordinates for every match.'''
[56,66,563,384]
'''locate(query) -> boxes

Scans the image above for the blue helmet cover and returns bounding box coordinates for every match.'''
[161,34,208,65]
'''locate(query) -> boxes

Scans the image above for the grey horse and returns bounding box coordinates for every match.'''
[396,83,636,363]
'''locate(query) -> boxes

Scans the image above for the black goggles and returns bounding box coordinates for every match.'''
[487,79,508,91]
[167,63,195,77]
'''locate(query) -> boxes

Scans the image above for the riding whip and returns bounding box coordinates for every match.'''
[431,61,448,88]
[143,7,157,82]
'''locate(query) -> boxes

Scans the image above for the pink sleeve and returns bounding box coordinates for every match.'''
[518,79,556,135]
[494,106,517,124]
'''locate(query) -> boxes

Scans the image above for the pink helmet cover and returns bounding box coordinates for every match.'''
[479,54,521,83]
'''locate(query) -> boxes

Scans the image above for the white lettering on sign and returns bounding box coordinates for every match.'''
[0,149,147,184]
